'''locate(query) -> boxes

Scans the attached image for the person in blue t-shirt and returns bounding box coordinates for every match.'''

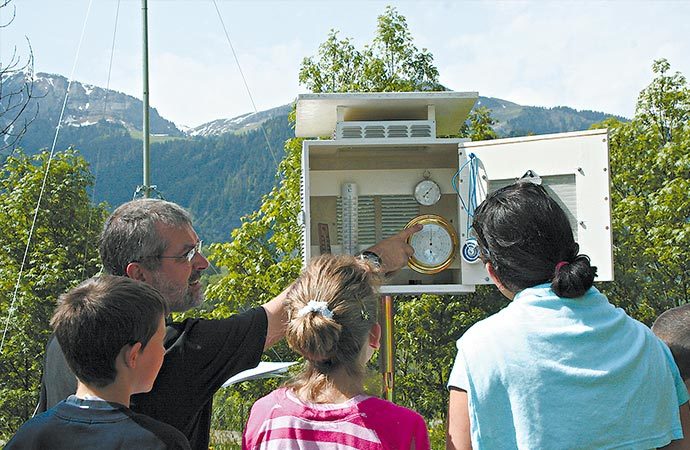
[6,276,190,449]
[446,181,690,450]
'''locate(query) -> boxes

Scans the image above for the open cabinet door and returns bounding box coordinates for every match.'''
[458,129,613,286]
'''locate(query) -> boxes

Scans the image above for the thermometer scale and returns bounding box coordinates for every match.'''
[341,182,358,255]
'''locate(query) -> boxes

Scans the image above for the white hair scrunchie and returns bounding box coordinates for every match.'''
[297,300,333,319]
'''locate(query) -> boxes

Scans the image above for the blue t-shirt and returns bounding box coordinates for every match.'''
[448,284,688,449]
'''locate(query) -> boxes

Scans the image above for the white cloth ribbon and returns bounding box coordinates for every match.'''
[296,300,333,319]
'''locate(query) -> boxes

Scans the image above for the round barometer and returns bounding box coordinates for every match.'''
[413,178,441,206]
[405,214,459,274]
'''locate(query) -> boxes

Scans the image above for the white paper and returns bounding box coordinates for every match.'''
[221,361,297,387]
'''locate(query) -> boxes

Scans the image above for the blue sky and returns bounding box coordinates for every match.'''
[2,0,689,128]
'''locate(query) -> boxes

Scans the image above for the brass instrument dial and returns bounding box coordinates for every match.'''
[405,214,458,274]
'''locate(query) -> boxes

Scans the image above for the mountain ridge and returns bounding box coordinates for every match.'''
[2,71,626,241]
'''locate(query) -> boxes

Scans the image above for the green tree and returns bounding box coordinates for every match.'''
[298,30,364,94]
[459,106,499,141]
[205,7,447,447]
[205,7,502,448]
[209,3,445,314]
[0,149,107,438]
[394,289,507,416]
[299,6,441,93]
[593,59,690,323]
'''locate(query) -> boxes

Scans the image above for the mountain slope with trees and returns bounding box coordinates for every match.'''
[5,74,621,242]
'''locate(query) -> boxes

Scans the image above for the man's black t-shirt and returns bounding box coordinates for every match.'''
[39,307,268,450]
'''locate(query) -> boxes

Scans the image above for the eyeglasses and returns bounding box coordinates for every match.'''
[158,240,203,263]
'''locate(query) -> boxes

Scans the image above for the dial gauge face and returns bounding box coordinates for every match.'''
[405,214,459,274]
[414,179,442,206]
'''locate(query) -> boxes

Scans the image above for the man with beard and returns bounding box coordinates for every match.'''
[38,199,419,450]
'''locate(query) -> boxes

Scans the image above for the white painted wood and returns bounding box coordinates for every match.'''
[298,93,612,295]
[296,91,478,138]
[459,129,613,284]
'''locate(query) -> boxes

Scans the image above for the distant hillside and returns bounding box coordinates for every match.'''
[2,72,292,242]
[1,72,182,144]
[189,104,293,137]
[8,115,291,242]
[189,97,625,140]
[477,96,626,137]
[3,72,626,241]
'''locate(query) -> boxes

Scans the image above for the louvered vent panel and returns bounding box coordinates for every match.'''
[387,125,409,138]
[489,174,578,240]
[364,126,386,139]
[341,126,363,139]
[410,124,432,137]
[336,196,376,249]
[380,196,420,239]
[336,120,435,139]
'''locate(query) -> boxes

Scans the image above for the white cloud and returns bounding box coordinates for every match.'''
[6,0,690,125]
[148,37,306,127]
[435,1,690,119]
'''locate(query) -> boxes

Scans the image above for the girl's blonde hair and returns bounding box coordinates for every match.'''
[284,254,382,401]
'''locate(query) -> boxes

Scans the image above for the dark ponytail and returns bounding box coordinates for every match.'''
[551,254,597,298]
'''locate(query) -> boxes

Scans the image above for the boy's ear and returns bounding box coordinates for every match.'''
[369,323,381,350]
[126,262,147,282]
[123,342,143,369]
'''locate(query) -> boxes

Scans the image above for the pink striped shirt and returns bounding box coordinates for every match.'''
[243,387,430,450]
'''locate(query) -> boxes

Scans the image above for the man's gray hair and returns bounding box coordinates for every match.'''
[99,199,193,276]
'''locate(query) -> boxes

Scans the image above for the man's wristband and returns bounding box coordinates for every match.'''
[357,250,382,269]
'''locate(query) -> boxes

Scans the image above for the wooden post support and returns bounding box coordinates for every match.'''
[379,294,395,402]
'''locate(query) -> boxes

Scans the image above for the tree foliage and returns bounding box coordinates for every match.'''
[205,7,499,445]
[299,6,442,93]
[459,106,499,141]
[0,149,107,438]
[394,289,507,417]
[594,59,690,323]
[207,4,445,346]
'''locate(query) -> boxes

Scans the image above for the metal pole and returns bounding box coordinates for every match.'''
[379,294,395,401]
[141,0,151,197]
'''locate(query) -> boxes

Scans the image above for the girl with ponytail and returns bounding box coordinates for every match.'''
[243,255,430,450]
[447,182,689,449]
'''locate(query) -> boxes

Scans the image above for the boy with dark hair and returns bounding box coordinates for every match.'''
[6,276,190,449]
[653,304,690,387]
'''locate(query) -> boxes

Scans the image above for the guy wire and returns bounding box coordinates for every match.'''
[211,0,279,168]
[80,0,121,280]
[1,0,95,355]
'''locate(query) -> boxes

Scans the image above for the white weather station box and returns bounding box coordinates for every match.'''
[295,92,613,296]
